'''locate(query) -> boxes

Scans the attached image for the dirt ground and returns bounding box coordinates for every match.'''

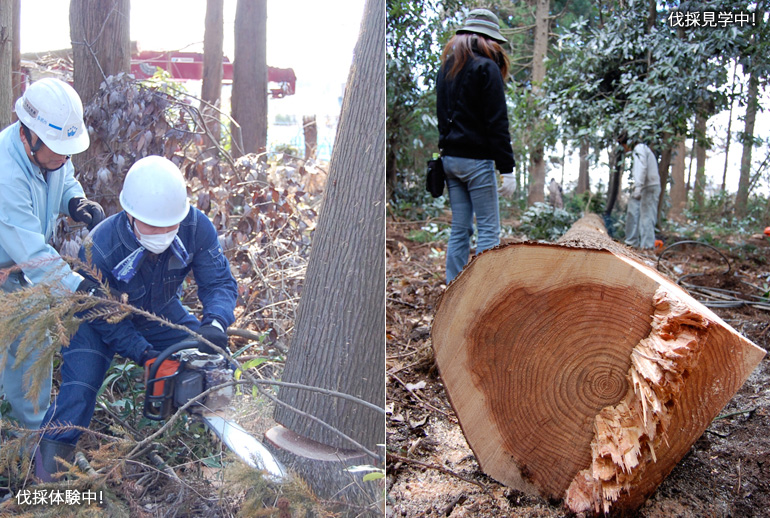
[385,219,770,517]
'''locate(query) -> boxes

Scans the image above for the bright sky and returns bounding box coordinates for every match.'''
[20,0,365,118]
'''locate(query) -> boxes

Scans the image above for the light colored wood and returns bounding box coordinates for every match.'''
[431,216,765,513]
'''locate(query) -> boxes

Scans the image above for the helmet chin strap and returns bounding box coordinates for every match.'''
[21,124,65,174]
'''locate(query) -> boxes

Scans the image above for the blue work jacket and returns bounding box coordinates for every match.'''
[0,121,85,291]
[81,208,238,361]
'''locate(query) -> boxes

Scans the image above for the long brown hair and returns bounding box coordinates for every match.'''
[440,33,510,81]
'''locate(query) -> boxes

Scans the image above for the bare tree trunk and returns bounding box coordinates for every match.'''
[692,112,707,209]
[0,0,11,128]
[527,0,549,206]
[11,0,19,115]
[735,69,758,218]
[669,139,687,219]
[576,138,590,194]
[69,0,129,178]
[69,0,130,105]
[432,214,765,514]
[231,0,267,158]
[201,0,224,152]
[656,139,672,223]
[267,0,384,504]
[302,115,317,160]
[721,60,739,192]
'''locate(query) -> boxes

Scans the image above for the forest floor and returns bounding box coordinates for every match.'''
[385,215,770,518]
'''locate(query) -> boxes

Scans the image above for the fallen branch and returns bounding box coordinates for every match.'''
[387,452,489,493]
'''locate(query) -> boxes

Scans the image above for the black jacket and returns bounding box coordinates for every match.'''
[437,53,515,175]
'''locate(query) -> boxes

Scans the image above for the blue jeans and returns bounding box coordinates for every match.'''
[443,156,500,282]
[0,272,52,431]
[40,309,200,445]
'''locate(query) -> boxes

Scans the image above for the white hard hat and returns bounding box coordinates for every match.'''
[119,156,190,227]
[14,78,90,155]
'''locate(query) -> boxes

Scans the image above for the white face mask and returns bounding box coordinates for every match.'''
[136,226,178,254]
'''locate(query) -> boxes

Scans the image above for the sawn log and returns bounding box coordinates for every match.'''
[431,214,765,514]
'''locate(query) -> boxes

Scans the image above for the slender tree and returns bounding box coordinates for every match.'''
[201,0,224,152]
[0,0,12,128]
[231,0,267,158]
[527,0,550,206]
[735,69,759,218]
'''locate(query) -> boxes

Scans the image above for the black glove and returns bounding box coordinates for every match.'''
[197,323,228,354]
[139,347,161,367]
[69,197,106,230]
[76,277,123,300]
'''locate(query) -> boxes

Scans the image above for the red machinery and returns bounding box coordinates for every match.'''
[131,50,296,98]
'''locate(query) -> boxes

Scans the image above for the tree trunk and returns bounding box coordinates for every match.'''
[201,0,224,153]
[69,0,130,105]
[0,0,12,128]
[432,214,765,514]
[692,111,707,209]
[656,140,672,224]
[721,60,739,192]
[11,0,18,106]
[576,138,590,194]
[69,0,129,177]
[231,0,267,158]
[302,115,317,160]
[527,0,549,206]
[267,0,384,503]
[735,68,758,219]
[669,139,687,219]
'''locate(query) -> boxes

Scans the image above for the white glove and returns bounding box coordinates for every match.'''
[498,173,516,197]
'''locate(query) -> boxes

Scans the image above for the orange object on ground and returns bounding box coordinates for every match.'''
[144,358,181,396]
[764,227,770,236]
[654,239,664,250]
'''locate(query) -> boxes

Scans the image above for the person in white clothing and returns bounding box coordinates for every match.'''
[621,136,660,249]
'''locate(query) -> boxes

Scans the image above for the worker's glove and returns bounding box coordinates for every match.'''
[68,197,106,230]
[139,347,161,367]
[76,277,123,299]
[631,189,642,200]
[196,321,228,354]
[498,173,516,198]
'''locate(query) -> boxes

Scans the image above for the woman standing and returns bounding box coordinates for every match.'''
[437,9,515,283]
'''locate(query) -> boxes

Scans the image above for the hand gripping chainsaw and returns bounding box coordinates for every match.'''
[143,340,288,482]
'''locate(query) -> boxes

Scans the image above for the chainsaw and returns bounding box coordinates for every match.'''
[143,340,288,482]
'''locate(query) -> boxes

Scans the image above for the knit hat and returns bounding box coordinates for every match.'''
[457,9,507,44]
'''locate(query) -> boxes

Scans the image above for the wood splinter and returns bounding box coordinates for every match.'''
[565,287,710,514]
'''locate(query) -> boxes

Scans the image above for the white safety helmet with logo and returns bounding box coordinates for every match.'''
[119,156,190,227]
[14,77,90,156]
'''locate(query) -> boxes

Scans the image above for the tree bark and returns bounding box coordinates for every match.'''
[669,139,687,219]
[69,0,129,178]
[302,115,317,160]
[432,214,765,514]
[268,0,384,503]
[11,0,17,107]
[231,0,267,158]
[721,60,739,192]
[527,0,549,206]
[69,0,130,105]
[0,0,12,128]
[692,111,707,209]
[576,138,590,194]
[201,0,224,152]
[735,68,758,219]
[656,139,672,224]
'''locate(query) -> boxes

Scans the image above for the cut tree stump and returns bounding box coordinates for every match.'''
[431,214,766,514]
